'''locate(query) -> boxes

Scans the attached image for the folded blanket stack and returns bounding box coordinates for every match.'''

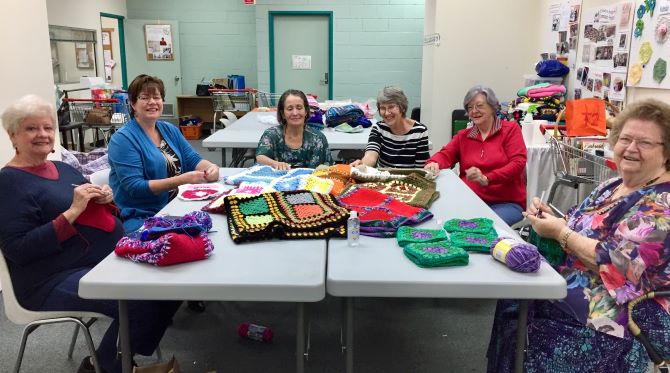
[509,82,566,122]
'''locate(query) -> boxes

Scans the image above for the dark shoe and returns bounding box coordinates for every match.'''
[187,300,206,312]
[77,356,106,373]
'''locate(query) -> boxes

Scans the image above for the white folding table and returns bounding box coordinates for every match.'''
[79,169,327,373]
[326,170,567,373]
[202,111,371,166]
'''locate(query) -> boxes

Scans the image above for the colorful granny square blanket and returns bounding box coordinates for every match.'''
[337,186,433,238]
[225,190,349,243]
[356,173,439,208]
[443,218,494,234]
[403,242,469,268]
[396,226,448,247]
[313,164,354,196]
[223,165,314,185]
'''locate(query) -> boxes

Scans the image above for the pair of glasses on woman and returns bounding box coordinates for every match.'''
[617,136,664,150]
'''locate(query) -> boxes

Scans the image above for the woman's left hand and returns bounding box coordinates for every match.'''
[465,167,488,186]
[203,164,219,182]
[93,184,114,205]
[523,212,566,240]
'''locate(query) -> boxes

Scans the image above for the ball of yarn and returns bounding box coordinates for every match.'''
[490,237,541,273]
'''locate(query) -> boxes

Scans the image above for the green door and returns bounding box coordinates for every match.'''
[123,20,182,118]
[270,13,332,100]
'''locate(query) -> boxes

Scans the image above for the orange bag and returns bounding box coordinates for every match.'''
[565,99,607,136]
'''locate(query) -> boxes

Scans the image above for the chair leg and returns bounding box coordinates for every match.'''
[155,345,163,362]
[72,318,103,373]
[13,324,40,373]
[68,318,98,359]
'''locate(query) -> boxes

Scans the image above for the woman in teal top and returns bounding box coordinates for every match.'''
[256,89,332,170]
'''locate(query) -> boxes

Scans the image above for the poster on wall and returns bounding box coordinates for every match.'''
[627,0,670,89]
[144,24,174,61]
[573,2,633,110]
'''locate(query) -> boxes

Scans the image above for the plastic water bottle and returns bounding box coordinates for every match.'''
[238,322,273,343]
[348,211,360,247]
[522,111,535,147]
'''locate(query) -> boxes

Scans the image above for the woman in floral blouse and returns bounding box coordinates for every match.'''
[256,89,332,170]
[488,99,670,372]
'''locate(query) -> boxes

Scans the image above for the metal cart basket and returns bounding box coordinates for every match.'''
[63,98,130,146]
[210,89,257,131]
[547,137,618,205]
[256,91,282,109]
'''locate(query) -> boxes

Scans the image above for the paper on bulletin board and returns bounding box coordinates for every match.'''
[292,55,311,70]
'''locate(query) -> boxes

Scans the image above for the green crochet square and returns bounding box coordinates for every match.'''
[443,218,494,234]
[239,197,270,215]
[528,227,565,266]
[450,229,498,253]
[396,226,448,247]
[402,242,469,268]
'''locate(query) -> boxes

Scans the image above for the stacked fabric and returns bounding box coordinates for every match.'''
[509,83,566,122]
[114,211,215,266]
[354,173,440,209]
[337,186,433,237]
[325,104,372,128]
[395,226,469,268]
[442,218,498,253]
[225,190,349,243]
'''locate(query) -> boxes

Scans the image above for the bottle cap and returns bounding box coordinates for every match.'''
[350,210,358,218]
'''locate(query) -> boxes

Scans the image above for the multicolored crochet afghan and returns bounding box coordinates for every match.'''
[225,190,349,243]
[337,186,433,238]
[312,164,354,196]
[223,165,334,195]
[114,211,214,266]
[223,165,313,185]
[355,173,439,208]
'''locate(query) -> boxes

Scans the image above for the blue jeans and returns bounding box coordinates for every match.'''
[39,268,181,373]
[488,202,524,226]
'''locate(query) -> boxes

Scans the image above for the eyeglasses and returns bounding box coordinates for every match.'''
[616,136,665,150]
[138,95,162,103]
[466,103,487,113]
[379,104,399,113]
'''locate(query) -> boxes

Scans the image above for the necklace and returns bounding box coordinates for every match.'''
[611,171,667,199]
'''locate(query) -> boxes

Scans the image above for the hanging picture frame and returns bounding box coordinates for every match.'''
[144,24,173,61]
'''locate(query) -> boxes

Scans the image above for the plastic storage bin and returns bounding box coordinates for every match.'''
[180,123,203,140]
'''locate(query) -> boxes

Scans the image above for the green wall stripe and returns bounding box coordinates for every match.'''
[99,13,128,89]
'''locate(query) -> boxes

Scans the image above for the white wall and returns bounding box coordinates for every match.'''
[0,1,56,165]
[421,0,542,150]
[46,0,127,90]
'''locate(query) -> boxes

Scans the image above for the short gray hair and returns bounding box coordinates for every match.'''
[1,94,55,136]
[463,85,500,111]
[377,86,409,117]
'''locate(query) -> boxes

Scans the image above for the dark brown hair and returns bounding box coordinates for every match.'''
[276,89,310,126]
[609,98,670,170]
[127,74,166,118]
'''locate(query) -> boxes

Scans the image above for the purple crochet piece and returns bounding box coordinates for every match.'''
[142,210,212,232]
[412,231,433,239]
[424,246,448,254]
[458,220,479,229]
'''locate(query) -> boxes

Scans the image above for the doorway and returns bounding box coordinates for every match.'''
[269,12,333,100]
[99,13,127,89]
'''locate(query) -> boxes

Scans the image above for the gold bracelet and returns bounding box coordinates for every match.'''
[560,228,574,251]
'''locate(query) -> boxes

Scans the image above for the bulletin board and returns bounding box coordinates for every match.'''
[573,2,634,110]
[627,0,670,88]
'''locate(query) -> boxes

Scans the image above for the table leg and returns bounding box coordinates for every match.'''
[119,300,132,373]
[296,302,305,373]
[514,300,529,373]
[220,149,226,167]
[77,125,85,151]
[225,148,234,167]
[346,297,354,373]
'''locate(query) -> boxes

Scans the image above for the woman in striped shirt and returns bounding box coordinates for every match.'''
[350,86,429,169]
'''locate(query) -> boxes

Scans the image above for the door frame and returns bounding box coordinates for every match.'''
[268,11,333,99]
[100,12,128,89]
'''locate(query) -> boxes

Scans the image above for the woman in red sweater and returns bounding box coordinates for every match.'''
[425,85,527,225]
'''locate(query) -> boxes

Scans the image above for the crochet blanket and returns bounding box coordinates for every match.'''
[354,173,439,208]
[337,186,433,238]
[350,165,436,183]
[225,190,349,243]
[313,164,354,196]
[223,165,333,195]
[223,165,314,185]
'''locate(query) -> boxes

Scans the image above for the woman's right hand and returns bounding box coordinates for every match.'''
[273,161,291,171]
[526,196,554,217]
[180,170,208,184]
[424,162,440,176]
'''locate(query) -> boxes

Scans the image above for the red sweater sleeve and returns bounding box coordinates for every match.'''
[483,123,527,185]
[427,131,462,169]
[53,214,77,243]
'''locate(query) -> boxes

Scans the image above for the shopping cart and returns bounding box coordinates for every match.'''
[256,91,282,109]
[63,98,130,146]
[547,137,618,205]
[210,88,257,131]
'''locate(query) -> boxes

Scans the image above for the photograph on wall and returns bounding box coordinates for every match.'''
[144,24,174,61]
[573,2,634,100]
[627,0,670,88]
[75,42,92,69]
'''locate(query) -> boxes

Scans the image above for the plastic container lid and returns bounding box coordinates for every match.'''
[350,210,358,218]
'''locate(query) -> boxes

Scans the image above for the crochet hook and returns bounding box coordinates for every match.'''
[536,190,546,218]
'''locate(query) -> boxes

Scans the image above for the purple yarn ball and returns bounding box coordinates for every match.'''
[490,237,541,273]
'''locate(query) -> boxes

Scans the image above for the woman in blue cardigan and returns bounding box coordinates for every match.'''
[108,75,219,233]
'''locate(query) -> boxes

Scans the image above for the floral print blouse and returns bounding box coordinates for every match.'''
[256,125,333,168]
[561,177,670,338]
